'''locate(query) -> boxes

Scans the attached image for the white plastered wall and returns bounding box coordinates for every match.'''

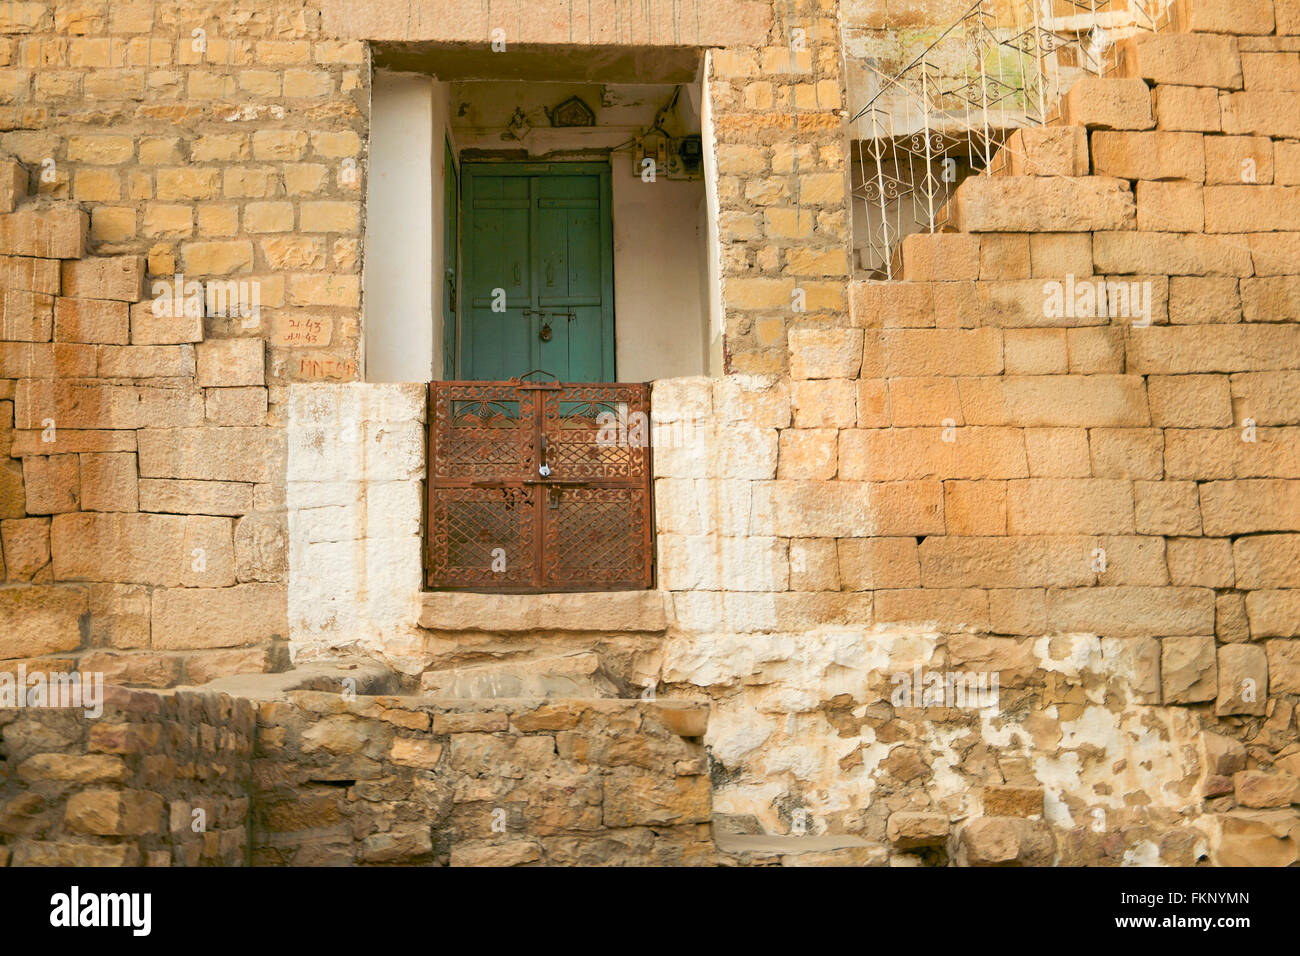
[364,71,454,382]
[610,171,708,381]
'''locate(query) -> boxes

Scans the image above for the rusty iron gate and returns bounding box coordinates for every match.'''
[426,376,654,592]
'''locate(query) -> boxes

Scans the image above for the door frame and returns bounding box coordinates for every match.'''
[442,136,459,379]
[459,159,616,382]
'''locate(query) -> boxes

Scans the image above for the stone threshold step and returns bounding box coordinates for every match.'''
[419,650,626,699]
[713,832,886,866]
[419,589,668,634]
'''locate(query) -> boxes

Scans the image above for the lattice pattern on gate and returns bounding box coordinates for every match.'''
[427,377,654,592]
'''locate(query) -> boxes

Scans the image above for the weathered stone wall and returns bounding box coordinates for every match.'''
[0,686,254,866]
[1,0,1297,867]
[252,693,711,865]
[285,383,426,671]
[0,686,713,866]
[0,0,372,683]
[649,0,1300,864]
[707,0,853,374]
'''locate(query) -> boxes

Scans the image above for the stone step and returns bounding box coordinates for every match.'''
[419,589,668,634]
[418,590,668,697]
[945,174,1135,233]
[1116,31,1244,90]
[1061,77,1155,131]
[986,126,1089,178]
[712,831,888,866]
[1169,0,1275,38]
[419,650,628,698]
[195,656,399,698]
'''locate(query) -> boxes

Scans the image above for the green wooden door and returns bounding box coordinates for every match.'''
[461,162,614,382]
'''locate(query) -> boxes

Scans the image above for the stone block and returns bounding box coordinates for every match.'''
[787,328,863,379]
[51,512,235,586]
[850,280,932,328]
[1220,92,1300,138]
[138,427,283,483]
[1216,644,1268,716]
[0,205,87,259]
[1047,587,1214,637]
[1129,325,1300,373]
[0,255,60,296]
[1267,640,1300,693]
[1172,0,1274,35]
[0,586,84,664]
[1206,136,1275,189]
[960,375,1149,428]
[1201,479,1300,535]
[0,160,27,213]
[952,176,1135,232]
[838,537,920,590]
[79,452,138,512]
[887,811,949,849]
[777,428,836,480]
[65,789,164,836]
[1168,276,1241,324]
[983,233,1033,279]
[98,345,195,379]
[53,297,130,344]
[999,126,1089,177]
[14,381,205,430]
[1153,85,1221,132]
[22,454,79,514]
[1135,182,1204,232]
[1246,589,1300,637]
[1061,77,1154,130]
[1097,230,1252,277]
[1231,371,1300,425]
[1234,534,1300,588]
[150,583,287,649]
[1166,537,1234,588]
[1161,635,1218,703]
[1118,33,1243,90]
[1092,131,1205,182]
[838,427,1028,481]
[138,479,252,516]
[59,256,146,302]
[899,232,980,280]
[1148,375,1232,427]
[960,817,1055,866]
[1,517,49,579]
[196,338,264,387]
[1233,771,1300,808]
[87,583,151,649]
[130,301,204,345]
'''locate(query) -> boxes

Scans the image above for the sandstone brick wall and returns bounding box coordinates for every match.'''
[0,688,713,866]
[252,694,711,865]
[0,0,1297,867]
[0,686,254,866]
[0,204,292,683]
[649,0,1300,863]
[0,0,370,683]
[707,0,853,374]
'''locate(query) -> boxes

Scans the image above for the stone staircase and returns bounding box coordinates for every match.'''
[414,590,669,699]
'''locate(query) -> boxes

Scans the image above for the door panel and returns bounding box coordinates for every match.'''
[427,379,653,592]
[461,163,614,382]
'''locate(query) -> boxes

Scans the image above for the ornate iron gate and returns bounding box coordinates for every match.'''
[427,376,654,592]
